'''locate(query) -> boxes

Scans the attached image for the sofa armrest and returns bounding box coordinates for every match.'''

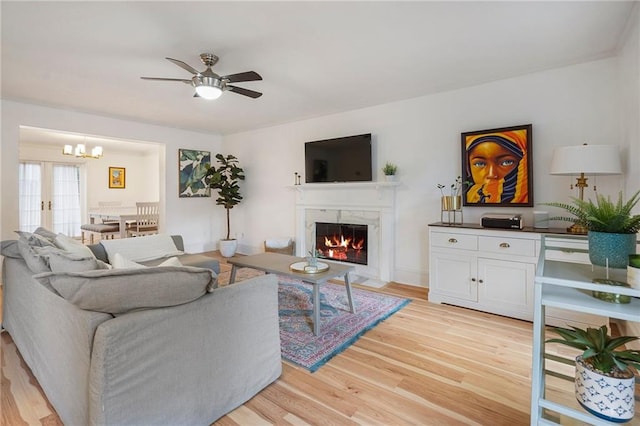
[89,274,281,425]
[2,258,113,426]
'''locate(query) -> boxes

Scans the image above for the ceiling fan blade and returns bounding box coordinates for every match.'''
[165,57,201,75]
[223,71,262,83]
[141,77,192,83]
[227,85,262,98]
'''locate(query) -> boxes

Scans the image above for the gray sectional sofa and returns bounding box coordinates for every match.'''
[1,230,282,425]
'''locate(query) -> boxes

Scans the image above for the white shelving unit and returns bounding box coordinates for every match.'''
[531,236,640,425]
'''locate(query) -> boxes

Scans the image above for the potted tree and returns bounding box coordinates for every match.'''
[382,162,397,182]
[544,190,640,268]
[205,154,245,257]
[546,325,640,423]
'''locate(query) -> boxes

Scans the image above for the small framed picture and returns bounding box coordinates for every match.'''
[108,167,126,189]
[461,124,533,207]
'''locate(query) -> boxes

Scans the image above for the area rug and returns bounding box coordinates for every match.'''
[278,276,410,372]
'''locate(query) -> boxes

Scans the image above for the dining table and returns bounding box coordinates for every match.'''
[88,206,137,239]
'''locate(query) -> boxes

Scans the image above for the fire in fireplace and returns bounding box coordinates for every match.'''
[314,222,367,265]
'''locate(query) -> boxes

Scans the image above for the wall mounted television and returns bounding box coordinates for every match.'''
[304,133,372,183]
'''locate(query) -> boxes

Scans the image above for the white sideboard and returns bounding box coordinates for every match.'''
[428,223,609,327]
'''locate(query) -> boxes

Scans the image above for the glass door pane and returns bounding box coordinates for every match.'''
[52,164,81,237]
[18,162,43,232]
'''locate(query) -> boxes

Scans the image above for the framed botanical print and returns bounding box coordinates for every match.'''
[108,167,126,189]
[461,124,533,207]
[178,149,211,197]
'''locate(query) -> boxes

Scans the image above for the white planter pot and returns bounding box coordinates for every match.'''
[575,356,635,423]
[384,174,396,182]
[219,239,238,258]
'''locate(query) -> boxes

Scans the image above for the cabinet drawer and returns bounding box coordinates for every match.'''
[431,232,477,251]
[479,236,535,257]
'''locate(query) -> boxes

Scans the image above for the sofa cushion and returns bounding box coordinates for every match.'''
[141,253,220,273]
[111,253,182,269]
[33,266,214,314]
[100,234,183,263]
[48,250,98,273]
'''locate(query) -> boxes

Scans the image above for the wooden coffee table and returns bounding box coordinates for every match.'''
[227,252,356,335]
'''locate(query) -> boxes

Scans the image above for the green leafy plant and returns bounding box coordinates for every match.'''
[544,190,640,234]
[437,176,470,197]
[205,154,245,240]
[382,162,397,175]
[546,325,640,377]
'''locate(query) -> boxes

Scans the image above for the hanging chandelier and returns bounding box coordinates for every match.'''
[62,142,103,159]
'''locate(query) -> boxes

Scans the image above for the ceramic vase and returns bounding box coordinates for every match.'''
[588,231,637,269]
[219,239,238,258]
[574,356,635,423]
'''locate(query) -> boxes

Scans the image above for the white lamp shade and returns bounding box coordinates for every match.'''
[63,144,73,155]
[91,146,103,157]
[195,85,222,100]
[549,144,622,175]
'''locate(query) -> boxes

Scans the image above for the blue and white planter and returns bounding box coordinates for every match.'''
[575,356,635,423]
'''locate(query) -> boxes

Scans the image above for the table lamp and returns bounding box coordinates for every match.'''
[549,143,622,233]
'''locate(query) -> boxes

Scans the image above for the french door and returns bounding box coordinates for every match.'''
[19,162,82,237]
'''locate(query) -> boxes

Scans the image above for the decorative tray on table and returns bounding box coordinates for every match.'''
[289,261,330,274]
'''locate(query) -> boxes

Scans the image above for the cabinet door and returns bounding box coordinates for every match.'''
[430,251,477,302]
[477,258,534,320]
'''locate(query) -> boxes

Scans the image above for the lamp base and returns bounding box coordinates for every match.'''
[567,223,588,235]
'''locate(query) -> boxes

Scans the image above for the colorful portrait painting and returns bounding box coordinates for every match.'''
[461,124,533,207]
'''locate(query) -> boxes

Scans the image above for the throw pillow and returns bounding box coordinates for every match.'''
[54,233,96,259]
[17,239,52,273]
[100,234,183,263]
[15,231,56,247]
[48,250,98,273]
[34,266,213,315]
[1,240,22,258]
[33,227,58,241]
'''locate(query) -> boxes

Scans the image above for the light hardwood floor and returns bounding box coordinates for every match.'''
[2,252,538,425]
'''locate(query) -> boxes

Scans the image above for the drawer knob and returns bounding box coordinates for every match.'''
[471,278,476,282]
[448,238,458,243]
[499,242,510,248]
[478,279,484,284]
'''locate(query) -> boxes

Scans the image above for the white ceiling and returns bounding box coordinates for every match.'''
[2,1,636,144]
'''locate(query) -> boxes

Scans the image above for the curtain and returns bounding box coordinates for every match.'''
[18,162,42,232]
[52,164,81,237]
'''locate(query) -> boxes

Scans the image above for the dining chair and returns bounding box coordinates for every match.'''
[127,202,159,237]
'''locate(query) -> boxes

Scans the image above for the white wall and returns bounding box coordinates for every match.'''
[1,101,223,252]
[19,142,160,214]
[223,57,629,286]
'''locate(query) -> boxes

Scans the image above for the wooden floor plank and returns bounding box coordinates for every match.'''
[2,251,545,425]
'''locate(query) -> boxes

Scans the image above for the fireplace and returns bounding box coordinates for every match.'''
[315,222,368,265]
[293,182,397,283]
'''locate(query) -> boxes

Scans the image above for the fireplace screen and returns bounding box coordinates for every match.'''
[314,222,367,265]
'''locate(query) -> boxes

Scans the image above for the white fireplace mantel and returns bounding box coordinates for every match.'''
[291,181,398,283]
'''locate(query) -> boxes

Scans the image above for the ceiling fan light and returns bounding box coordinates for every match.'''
[195,85,222,100]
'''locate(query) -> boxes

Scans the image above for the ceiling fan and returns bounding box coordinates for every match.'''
[141,53,262,100]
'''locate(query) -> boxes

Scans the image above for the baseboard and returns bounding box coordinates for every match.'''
[393,266,428,288]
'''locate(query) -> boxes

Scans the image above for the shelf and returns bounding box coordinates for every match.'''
[537,261,639,298]
[542,284,640,321]
[532,235,640,425]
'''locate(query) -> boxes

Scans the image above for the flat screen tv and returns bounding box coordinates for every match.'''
[305,133,372,183]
